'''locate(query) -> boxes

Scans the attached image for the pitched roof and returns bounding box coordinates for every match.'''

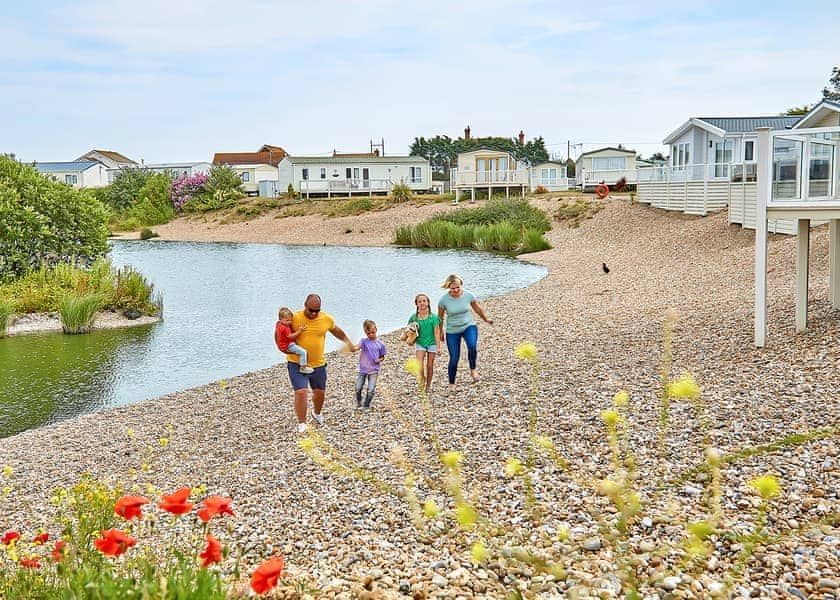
[80,149,137,164]
[213,151,284,166]
[578,146,636,158]
[696,116,801,133]
[35,161,100,172]
[664,115,802,143]
[792,99,840,129]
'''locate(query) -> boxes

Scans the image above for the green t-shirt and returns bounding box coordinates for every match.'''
[437,290,476,334]
[408,312,441,346]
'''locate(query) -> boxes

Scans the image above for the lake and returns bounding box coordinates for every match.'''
[0,241,546,438]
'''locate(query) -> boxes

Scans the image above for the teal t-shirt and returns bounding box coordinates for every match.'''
[408,312,441,346]
[438,290,476,334]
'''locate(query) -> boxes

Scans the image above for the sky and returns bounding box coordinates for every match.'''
[3,1,839,165]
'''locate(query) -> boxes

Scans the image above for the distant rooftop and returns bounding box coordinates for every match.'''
[698,116,801,133]
[35,161,100,172]
[287,155,426,165]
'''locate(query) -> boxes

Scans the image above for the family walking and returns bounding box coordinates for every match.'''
[275,275,493,433]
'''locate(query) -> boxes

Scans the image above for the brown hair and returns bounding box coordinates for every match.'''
[414,293,430,307]
[278,307,293,320]
[363,319,377,332]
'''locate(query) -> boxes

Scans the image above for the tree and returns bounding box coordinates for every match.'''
[784,105,812,115]
[100,167,152,211]
[410,133,550,176]
[0,156,109,282]
[824,65,840,101]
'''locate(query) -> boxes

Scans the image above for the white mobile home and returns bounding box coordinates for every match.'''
[450,148,529,203]
[143,162,213,178]
[530,161,571,192]
[575,147,638,191]
[277,155,430,198]
[35,161,109,188]
[75,149,139,183]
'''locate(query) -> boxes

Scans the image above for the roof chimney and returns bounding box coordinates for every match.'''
[464,125,471,141]
[518,130,525,145]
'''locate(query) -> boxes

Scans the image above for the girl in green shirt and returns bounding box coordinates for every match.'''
[408,293,441,394]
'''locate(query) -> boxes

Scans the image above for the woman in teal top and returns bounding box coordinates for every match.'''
[408,293,441,394]
[437,274,493,393]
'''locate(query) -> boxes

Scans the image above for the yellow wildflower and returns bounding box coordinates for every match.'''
[455,503,477,529]
[219,380,228,390]
[3,486,12,496]
[612,390,629,407]
[514,342,537,361]
[423,499,440,518]
[749,475,781,500]
[597,478,621,498]
[600,410,620,427]
[470,541,488,564]
[441,451,464,469]
[533,435,554,450]
[146,483,156,495]
[126,428,134,440]
[2,466,12,478]
[404,357,422,376]
[687,520,715,540]
[298,437,315,452]
[159,438,169,448]
[667,372,700,400]
[556,526,569,541]
[503,458,523,477]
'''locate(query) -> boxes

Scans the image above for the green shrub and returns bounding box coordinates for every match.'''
[0,156,109,283]
[393,199,551,255]
[139,228,158,240]
[60,293,103,334]
[186,165,245,211]
[99,168,152,211]
[391,182,413,202]
[123,173,175,226]
[0,297,14,337]
[0,260,159,316]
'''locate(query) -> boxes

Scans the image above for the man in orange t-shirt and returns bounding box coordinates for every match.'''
[287,294,352,434]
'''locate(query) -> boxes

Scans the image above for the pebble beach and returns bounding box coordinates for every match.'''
[1,197,838,598]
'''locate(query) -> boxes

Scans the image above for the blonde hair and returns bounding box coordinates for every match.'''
[363,319,377,332]
[278,307,293,320]
[441,274,463,289]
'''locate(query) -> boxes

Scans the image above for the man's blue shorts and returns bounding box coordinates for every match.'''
[287,363,327,391]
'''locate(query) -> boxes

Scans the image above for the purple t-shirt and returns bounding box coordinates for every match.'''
[358,338,387,374]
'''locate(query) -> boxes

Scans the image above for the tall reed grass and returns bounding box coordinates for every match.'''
[0,298,14,338]
[60,293,103,334]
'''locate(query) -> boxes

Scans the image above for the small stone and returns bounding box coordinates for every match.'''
[582,537,602,551]
[662,575,681,591]
[431,574,447,587]
[398,581,411,595]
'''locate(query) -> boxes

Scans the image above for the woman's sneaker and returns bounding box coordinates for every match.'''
[300,365,314,374]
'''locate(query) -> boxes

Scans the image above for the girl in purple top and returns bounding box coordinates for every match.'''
[352,319,387,409]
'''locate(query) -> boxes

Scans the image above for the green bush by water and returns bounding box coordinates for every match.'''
[392,199,551,255]
[60,293,103,334]
[0,297,13,337]
[0,260,160,316]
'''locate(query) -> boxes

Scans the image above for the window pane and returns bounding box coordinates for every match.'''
[772,138,801,199]
[809,142,832,197]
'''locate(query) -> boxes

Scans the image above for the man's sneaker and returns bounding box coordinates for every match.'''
[311,412,324,427]
[296,423,308,434]
[300,366,314,374]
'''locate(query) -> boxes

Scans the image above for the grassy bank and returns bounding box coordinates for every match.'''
[393,198,551,255]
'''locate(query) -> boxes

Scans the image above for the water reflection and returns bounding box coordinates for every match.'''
[0,241,546,437]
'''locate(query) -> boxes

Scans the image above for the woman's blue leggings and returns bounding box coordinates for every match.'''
[445,325,478,384]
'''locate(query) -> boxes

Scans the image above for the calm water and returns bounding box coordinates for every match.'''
[0,241,546,438]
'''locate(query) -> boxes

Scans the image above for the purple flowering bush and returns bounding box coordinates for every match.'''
[169,173,209,212]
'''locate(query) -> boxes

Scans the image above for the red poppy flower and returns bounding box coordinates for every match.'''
[52,540,67,561]
[158,487,194,515]
[115,495,150,520]
[33,532,49,544]
[250,556,284,594]
[19,557,41,569]
[2,531,20,545]
[94,529,137,557]
[197,496,234,522]
[199,534,222,567]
